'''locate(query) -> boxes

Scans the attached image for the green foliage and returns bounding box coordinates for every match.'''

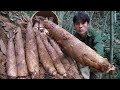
[26,11,36,17]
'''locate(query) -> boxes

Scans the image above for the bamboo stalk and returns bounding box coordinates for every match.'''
[110,11,114,64]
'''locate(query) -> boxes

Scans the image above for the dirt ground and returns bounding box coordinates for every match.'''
[0,51,7,79]
[0,29,8,79]
[0,23,8,79]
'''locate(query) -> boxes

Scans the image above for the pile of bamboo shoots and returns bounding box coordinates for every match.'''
[5,16,83,79]
[5,15,116,79]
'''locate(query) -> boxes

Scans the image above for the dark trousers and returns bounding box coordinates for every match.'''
[90,70,102,79]
[80,66,102,79]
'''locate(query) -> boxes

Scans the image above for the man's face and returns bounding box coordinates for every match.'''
[74,21,89,35]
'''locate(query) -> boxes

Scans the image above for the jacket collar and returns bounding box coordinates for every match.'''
[87,28,92,37]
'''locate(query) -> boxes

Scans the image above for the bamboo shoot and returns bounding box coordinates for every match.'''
[43,20,115,74]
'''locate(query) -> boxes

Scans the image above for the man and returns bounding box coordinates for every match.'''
[73,12,104,79]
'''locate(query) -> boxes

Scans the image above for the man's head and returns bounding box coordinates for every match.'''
[73,12,90,35]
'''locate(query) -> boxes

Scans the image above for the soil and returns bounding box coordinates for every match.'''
[0,25,8,79]
[0,51,7,79]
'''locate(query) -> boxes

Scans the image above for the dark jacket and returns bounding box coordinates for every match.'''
[74,29,104,57]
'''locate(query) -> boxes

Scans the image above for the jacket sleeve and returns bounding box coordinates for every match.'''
[92,31,104,57]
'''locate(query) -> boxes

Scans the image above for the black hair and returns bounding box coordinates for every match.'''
[73,12,90,24]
